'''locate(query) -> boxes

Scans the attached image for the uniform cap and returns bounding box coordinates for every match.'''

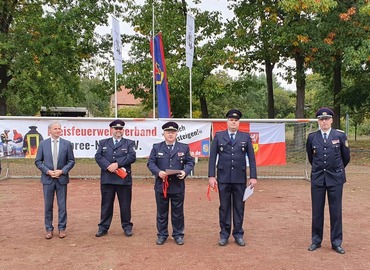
[162,121,179,131]
[109,119,125,128]
[226,109,242,120]
[315,107,334,119]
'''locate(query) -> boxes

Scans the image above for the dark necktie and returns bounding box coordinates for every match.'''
[115,139,119,145]
[230,133,235,143]
[323,133,327,143]
[168,145,173,152]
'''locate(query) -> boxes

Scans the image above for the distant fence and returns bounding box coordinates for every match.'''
[1,117,320,180]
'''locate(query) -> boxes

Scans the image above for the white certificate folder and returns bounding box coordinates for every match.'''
[243,185,254,201]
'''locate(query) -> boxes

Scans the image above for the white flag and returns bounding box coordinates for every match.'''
[112,16,123,74]
[186,14,195,68]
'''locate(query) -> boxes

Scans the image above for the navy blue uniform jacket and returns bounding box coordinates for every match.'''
[147,141,195,194]
[306,129,350,186]
[208,130,257,183]
[95,138,136,185]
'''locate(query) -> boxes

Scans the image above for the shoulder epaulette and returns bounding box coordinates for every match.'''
[336,129,345,133]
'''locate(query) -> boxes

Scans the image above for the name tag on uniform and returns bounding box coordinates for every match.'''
[332,140,339,144]
[102,147,107,150]
[158,152,163,156]
[178,152,184,156]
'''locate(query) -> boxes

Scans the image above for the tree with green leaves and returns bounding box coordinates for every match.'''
[225,0,284,118]
[0,0,130,116]
[308,0,370,128]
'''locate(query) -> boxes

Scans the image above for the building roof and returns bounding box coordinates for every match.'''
[115,86,142,106]
[40,107,88,117]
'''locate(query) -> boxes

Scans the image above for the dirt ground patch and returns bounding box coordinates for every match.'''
[1,165,370,270]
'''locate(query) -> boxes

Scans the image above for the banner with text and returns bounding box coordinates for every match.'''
[0,120,211,158]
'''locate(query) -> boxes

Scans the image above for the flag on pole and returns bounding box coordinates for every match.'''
[112,16,123,74]
[150,33,171,118]
[186,14,195,68]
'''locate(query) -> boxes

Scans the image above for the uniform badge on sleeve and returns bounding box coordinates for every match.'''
[345,140,349,147]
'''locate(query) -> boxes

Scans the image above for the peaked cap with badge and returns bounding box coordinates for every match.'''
[226,109,242,120]
[162,121,179,131]
[109,119,125,128]
[315,107,334,119]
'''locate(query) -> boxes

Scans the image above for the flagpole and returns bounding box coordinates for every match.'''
[189,68,192,118]
[113,8,117,119]
[114,72,118,118]
[152,1,156,119]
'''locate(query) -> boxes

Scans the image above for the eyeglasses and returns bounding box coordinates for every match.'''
[113,127,123,130]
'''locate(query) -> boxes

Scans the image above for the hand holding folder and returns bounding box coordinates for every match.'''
[115,168,127,179]
[165,169,182,176]
[243,185,254,201]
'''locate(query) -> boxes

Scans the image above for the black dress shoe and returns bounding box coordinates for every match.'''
[175,237,184,245]
[156,237,167,245]
[332,246,345,254]
[235,238,246,246]
[218,238,228,246]
[124,229,133,237]
[95,230,108,237]
[308,243,321,251]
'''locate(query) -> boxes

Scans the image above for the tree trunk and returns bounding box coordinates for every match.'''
[332,55,342,129]
[294,53,306,150]
[295,54,306,119]
[0,65,10,115]
[265,61,275,118]
[200,95,209,118]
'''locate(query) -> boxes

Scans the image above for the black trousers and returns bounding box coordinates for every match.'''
[218,182,246,239]
[155,191,185,239]
[98,184,133,232]
[311,183,343,247]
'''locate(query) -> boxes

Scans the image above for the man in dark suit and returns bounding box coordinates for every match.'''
[208,109,257,247]
[95,119,136,238]
[35,122,75,239]
[147,121,195,245]
[306,107,350,254]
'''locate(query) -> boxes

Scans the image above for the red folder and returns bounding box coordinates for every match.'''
[115,168,127,179]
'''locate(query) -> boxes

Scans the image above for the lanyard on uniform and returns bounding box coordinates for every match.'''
[162,176,169,198]
[207,183,218,201]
